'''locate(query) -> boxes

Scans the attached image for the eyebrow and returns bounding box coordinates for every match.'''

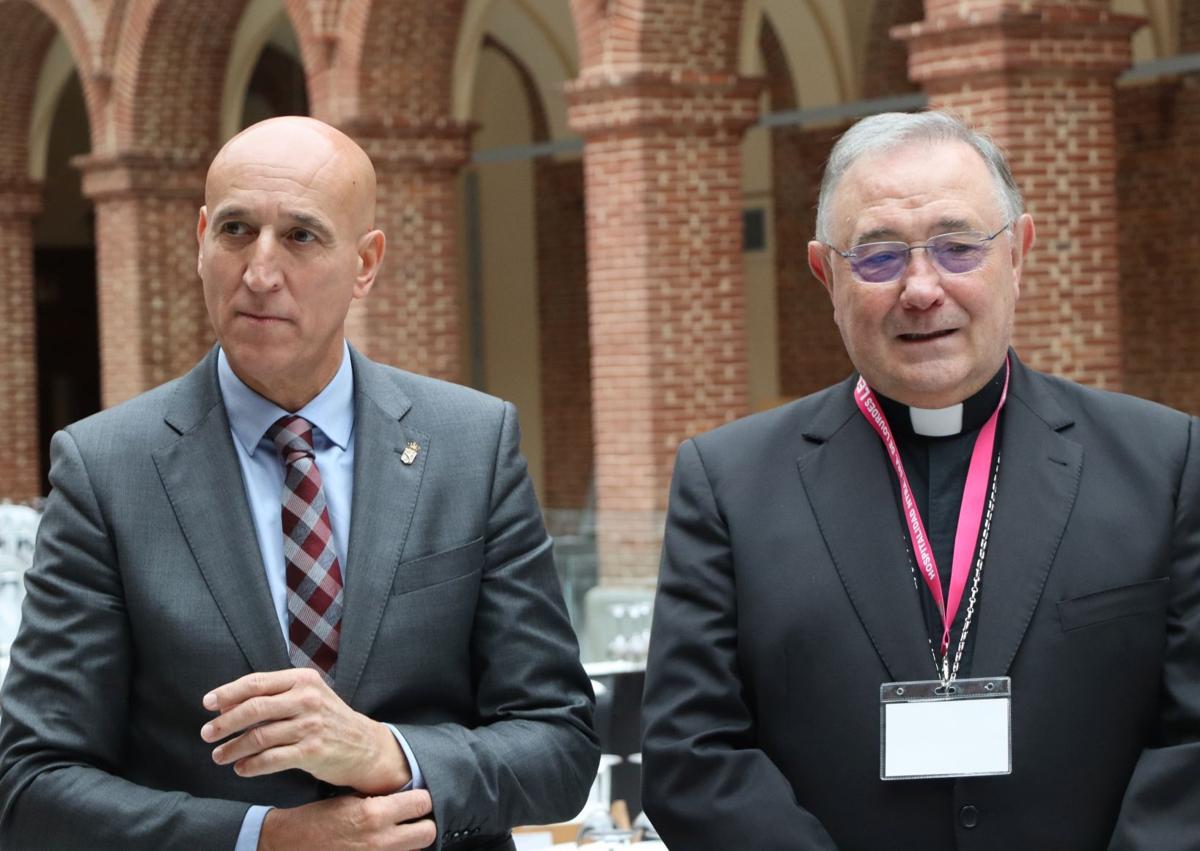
[853,217,978,246]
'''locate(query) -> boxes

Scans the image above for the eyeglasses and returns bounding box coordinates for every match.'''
[826,222,1012,284]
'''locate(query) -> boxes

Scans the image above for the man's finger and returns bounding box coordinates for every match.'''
[385,789,434,823]
[384,817,438,850]
[202,669,308,711]
[231,742,308,778]
[200,691,301,743]
[211,716,311,765]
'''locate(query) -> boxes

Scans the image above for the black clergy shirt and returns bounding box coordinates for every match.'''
[875,363,1007,680]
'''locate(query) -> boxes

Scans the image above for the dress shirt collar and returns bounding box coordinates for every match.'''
[875,360,1007,440]
[217,341,355,455]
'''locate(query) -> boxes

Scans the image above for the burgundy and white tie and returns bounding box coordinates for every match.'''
[268,415,343,684]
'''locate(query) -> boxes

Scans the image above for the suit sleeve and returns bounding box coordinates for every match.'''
[1109,415,1200,850]
[641,438,840,850]
[0,430,249,851]
[394,402,600,848]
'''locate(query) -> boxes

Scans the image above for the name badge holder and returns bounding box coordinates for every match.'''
[855,362,1014,782]
[880,677,1012,780]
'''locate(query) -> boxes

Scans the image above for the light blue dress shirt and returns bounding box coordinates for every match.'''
[215,343,424,851]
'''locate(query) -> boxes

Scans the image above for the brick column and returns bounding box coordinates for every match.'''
[78,152,211,407]
[896,1,1141,388]
[567,75,761,582]
[0,178,43,499]
[343,122,471,382]
[534,158,592,518]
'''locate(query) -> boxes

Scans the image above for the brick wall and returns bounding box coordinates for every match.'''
[346,128,470,381]
[759,16,853,399]
[0,186,43,499]
[568,0,759,578]
[534,158,593,511]
[861,0,924,99]
[899,1,1140,389]
[331,2,470,380]
[771,125,854,399]
[113,0,250,151]
[571,0,741,84]
[0,4,58,497]
[1115,5,1200,415]
[80,154,211,406]
[340,0,464,124]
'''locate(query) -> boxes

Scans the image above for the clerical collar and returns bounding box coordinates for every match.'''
[874,363,1007,439]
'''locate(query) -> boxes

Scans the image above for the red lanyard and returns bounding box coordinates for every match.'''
[853,360,1010,656]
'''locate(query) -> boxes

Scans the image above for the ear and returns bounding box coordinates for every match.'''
[1009,213,1035,299]
[808,240,834,297]
[196,206,209,277]
[353,229,386,300]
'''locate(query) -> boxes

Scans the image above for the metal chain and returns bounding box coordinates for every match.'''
[945,451,1001,686]
[903,451,1002,686]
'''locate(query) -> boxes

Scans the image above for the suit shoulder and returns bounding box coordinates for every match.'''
[687,381,850,461]
[1022,369,1191,433]
[1015,368,1195,477]
[63,372,194,449]
[358,360,509,427]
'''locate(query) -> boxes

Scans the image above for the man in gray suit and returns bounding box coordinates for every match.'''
[642,111,1200,848]
[0,117,598,850]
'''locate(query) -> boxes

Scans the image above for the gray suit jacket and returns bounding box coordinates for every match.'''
[642,354,1200,849]
[0,347,598,850]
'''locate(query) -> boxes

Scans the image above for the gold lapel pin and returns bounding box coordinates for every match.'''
[400,441,421,465]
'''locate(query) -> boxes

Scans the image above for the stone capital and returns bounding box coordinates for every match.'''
[565,72,764,140]
[894,6,1144,83]
[338,117,477,172]
[75,150,209,203]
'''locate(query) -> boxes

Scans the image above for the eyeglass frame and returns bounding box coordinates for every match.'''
[823,221,1015,285]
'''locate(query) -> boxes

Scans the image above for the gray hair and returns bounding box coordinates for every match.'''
[814,111,1024,244]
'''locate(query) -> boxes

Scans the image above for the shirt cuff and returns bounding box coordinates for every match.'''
[387,723,426,790]
[235,805,273,851]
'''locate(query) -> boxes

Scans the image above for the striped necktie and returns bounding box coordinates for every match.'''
[267,415,344,684]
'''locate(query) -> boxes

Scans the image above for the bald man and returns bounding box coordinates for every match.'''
[0,117,598,851]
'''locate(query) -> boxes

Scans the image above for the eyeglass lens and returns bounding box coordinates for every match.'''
[850,233,991,283]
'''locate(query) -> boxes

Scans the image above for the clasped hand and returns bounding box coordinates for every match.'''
[201,668,435,850]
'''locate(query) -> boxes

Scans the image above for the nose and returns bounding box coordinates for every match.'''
[898,248,945,311]
[243,232,284,292]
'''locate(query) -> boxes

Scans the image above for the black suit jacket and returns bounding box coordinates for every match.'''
[0,348,598,850]
[642,354,1200,850]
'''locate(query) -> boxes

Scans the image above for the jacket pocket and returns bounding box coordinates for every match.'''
[391,536,484,596]
[1057,576,1170,632]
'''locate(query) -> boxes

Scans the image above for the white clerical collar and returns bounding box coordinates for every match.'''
[873,360,1008,440]
[909,404,964,437]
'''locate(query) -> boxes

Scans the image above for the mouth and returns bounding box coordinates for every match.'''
[897,329,957,343]
[238,311,287,324]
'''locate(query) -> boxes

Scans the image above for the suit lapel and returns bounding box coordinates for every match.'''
[334,349,427,702]
[797,377,936,683]
[970,361,1081,676]
[153,350,290,674]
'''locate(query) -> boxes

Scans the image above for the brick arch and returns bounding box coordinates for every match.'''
[570,0,744,79]
[759,14,797,112]
[860,0,922,99]
[0,4,60,179]
[332,0,466,125]
[566,0,604,77]
[481,35,549,143]
[1,1,96,178]
[112,0,258,152]
[0,1,66,499]
[279,0,339,119]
